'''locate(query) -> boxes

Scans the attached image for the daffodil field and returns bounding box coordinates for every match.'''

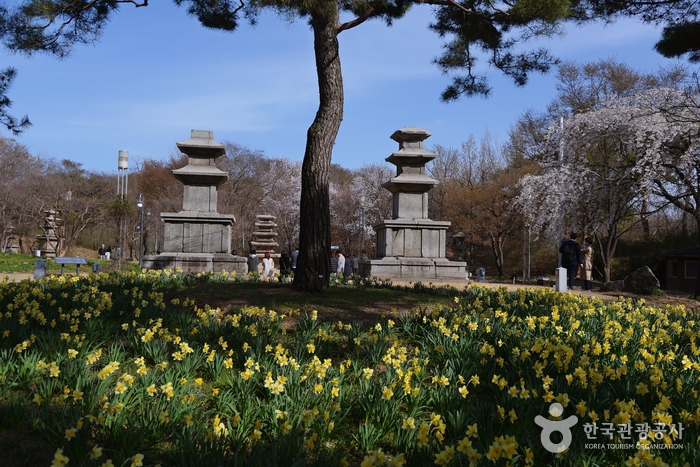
[1,271,699,467]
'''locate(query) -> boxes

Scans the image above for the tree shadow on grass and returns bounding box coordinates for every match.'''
[165,282,448,328]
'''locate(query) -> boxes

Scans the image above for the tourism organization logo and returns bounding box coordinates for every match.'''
[534,403,685,453]
[534,402,579,453]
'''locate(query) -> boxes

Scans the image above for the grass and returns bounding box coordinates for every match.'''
[0,270,698,467]
[0,252,135,274]
[0,252,39,273]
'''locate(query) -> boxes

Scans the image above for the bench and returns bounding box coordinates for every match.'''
[54,257,88,275]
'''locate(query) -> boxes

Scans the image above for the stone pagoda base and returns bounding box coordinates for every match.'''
[359,257,466,280]
[359,219,466,280]
[141,253,246,274]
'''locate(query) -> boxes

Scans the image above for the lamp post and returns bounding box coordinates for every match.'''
[137,193,144,269]
[146,210,151,254]
[359,196,366,257]
[117,150,129,270]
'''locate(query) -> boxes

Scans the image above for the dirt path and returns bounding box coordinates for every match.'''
[390,278,699,311]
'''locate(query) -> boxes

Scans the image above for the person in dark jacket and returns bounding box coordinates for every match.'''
[247,249,259,275]
[559,233,583,289]
[330,250,338,275]
[279,251,292,279]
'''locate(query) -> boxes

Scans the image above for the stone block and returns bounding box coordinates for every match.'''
[392,192,426,219]
[400,258,436,279]
[182,185,218,212]
[434,259,467,280]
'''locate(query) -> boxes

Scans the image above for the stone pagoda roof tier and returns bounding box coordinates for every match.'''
[172,165,229,186]
[176,130,226,158]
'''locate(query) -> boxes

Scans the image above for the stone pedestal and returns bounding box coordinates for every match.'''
[360,127,466,280]
[142,130,245,274]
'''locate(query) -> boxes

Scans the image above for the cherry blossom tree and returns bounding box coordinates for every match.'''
[347,163,393,256]
[259,158,302,253]
[517,60,692,282]
[519,86,700,290]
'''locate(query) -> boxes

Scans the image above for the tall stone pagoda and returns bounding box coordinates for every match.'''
[359,126,466,280]
[142,130,245,273]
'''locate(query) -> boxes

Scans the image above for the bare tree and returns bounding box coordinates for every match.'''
[0,137,43,252]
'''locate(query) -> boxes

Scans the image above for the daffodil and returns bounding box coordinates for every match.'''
[90,446,103,459]
[130,453,144,467]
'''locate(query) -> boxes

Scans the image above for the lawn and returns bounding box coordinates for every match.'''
[0,252,132,275]
[0,270,698,467]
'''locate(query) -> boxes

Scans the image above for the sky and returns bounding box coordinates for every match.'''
[0,2,686,174]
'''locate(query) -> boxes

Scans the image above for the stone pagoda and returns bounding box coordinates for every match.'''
[142,130,246,273]
[359,127,466,280]
[249,215,279,258]
[35,210,61,257]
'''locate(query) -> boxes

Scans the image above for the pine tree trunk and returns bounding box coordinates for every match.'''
[292,5,343,293]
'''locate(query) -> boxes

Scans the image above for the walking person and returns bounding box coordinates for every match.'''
[98,244,106,260]
[262,251,275,278]
[559,233,583,289]
[247,249,259,275]
[579,237,594,291]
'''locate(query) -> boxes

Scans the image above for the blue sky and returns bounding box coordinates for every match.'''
[0,2,683,174]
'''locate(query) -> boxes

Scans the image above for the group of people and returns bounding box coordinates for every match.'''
[246,247,299,279]
[97,244,112,260]
[331,249,368,276]
[559,233,594,290]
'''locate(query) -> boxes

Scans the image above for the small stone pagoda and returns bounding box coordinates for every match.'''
[142,130,246,273]
[249,215,279,259]
[35,210,61,257]
[359,126,466,280]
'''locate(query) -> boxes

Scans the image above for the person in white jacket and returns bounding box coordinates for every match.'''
[336,250,345,275]
[262,252,275,278]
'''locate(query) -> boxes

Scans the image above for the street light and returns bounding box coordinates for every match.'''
[146,210,152,254]
[359,195,366,258]
[137,193,144,269]
[117,150,129,270]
